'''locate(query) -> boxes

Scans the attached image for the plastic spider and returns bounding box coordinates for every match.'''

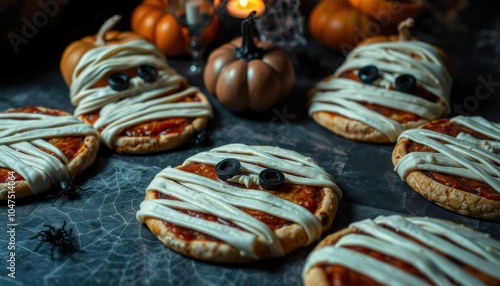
[47,178,93,206]
[191,129,211,146]
[30,220,83,260]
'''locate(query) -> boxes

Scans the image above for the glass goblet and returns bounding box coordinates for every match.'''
[170,0,215,74]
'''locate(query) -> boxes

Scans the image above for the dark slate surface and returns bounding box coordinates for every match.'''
[1,0,500,285]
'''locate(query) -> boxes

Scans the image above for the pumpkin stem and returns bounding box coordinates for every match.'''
[234,11,265,61]
[95,14,122,46]
[398,17,414,41]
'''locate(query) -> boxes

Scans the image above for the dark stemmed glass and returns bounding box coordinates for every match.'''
[170,0,215,74]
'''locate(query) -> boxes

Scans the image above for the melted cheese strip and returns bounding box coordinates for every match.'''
[303,215,500,285]
[69,40,213,149]
[309,41,452,142]
[137,144,341,259]
[395,116,500,193]
[0,113,97,194]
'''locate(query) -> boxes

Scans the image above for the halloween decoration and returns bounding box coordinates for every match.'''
[59,15,213,154]
[308,0,380,54]
[137,143,342,263]
[348,0,424,25]
[30,221,83,260]
[308,18,452,143]
[0,106,99,200]
[60,15,145,86]
[131,0,219,57]
[203,12,294,112]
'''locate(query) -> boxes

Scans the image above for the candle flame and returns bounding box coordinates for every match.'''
[238,0,248,8]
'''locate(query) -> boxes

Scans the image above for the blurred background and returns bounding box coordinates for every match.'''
[1,0,500,100]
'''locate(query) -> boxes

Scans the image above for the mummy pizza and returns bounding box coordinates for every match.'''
[302,215,500,285]
[59,15,213,153]
[136,143,342,263]
[0,106,99,200]
[308,19,452,143]
[393,116,500,220]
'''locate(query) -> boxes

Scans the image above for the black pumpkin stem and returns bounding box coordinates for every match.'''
[234,11,265,61]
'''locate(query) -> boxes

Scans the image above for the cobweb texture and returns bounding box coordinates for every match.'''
[1,69,500,285]
[255,0,306,50]
[0,150,323,285]
[0,155,288,285]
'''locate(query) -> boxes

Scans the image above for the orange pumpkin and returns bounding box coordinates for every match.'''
[60,15,146,86]
[357,17,416,44]
[308,0,384,54]
[348,0,424,25]
[131,0,219,57]
[203,13,294,112]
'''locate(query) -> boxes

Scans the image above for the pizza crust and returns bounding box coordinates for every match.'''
[392,137,500,220]
[311,109,429,143]
[81,90,211,154]
[303,217,499,285]
[312,109,429,143]
[308,40,451,144]
[303,227,356,286]
[0,107,100,200]
[142,168,340,263]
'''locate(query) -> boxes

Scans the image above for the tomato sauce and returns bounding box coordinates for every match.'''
[318,71,440,124]
[155,163,323,242]
[0,107,84,182]
[407,119,500,200]
[322,227,496,285]
[122,118,191,137]
[83,91,200,137]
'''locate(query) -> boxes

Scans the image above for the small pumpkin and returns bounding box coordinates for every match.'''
[348,0,424,25]
[308,0,383,53]
[60,15,146,86]
[203,12,294,112]
[131,0,219,57]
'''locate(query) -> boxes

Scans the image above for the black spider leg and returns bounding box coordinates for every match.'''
[191,128,211,146]
[58,228,84,260]
[29,224,60,260]
[29,221,84,261]
[48,179,95,207]
[54,225,80,260]
[29,224,56,252]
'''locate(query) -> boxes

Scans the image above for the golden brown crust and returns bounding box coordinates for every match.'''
[67,134,100,177]
[311,108,428,143]
[308,40,449,144]
[0,107,100,200]
[142,167,340,263]
[80,90,211,154]
[303,226,356,286]
[392,137,500,220]
[303,217,500,285]
[0,181,30,201]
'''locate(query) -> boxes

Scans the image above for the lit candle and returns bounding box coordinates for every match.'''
[226,0,265,19]
[186,0,203,26]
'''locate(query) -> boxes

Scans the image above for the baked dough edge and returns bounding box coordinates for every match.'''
[392,137,500,220]
[142,165,340,263]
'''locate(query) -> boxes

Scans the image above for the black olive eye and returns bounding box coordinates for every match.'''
[215,158,241,181]
[259,169,285,190]
[138,65,158,83]
[395,74,416,93]
[358,65,379,84]
[108,73,130,91]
